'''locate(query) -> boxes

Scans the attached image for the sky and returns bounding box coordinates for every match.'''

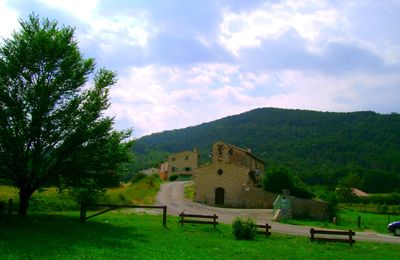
[1,0,400,137]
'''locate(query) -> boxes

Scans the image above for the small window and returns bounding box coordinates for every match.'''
[171,157,175,161]
[217,169,223,175]
[185,167,191,171]
[171,167,176,172]
[218,145,223,155]
[185,155,189,160]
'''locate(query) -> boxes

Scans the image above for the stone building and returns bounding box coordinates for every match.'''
[159,149,199,180]
[193,141,273,207]
[139,167,159,176]
[193,141,329,219]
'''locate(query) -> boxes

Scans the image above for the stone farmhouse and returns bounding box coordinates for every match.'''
[193,141,274,207]
[159,149,199,180]
[193,141,328,220]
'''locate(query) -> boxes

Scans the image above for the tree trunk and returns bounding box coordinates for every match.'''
[18,188,33,216]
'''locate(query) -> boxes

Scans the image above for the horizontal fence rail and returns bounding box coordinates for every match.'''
[310,228,355,246]
[179,212,218,229]
[80,203,167,227]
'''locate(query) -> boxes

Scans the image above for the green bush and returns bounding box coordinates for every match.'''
[0,201,5,216]
[131,173,146,183]
[263,166,314,199]
[232,218,257,240]
[168,174,179,182]
[358,193,400,205]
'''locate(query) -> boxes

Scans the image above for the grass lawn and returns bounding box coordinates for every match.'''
[283,209,400,234]
[0,174,162,212]
[184,182,195,200]
[1,211,399,259]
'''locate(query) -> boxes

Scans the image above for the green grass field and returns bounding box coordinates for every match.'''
[284,209,399,235]
[184,182,195,200]
[0,174,161,213]
[1,212,399,259]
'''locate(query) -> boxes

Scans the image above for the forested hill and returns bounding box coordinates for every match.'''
[133,108,400,192]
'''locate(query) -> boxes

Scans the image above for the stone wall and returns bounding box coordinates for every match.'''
[194,162,276,208]
[194,162,250,206]
[289,195,328,220]
[211,141,264,172]
[166,149,198,178]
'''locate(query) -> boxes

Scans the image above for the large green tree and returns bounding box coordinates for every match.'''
[0,15,132,216]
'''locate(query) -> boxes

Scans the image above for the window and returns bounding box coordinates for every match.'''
[171,167,176,172]
[217,169,223,175]
[171,157,175,161]
[185,155,189,160]
[185,167,191,171]
[218,145,223,155]
[217,145,224,161]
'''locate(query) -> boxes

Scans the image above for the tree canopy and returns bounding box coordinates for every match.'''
[0,14,132,215]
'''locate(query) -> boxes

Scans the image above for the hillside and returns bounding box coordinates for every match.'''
[133,108,400,192]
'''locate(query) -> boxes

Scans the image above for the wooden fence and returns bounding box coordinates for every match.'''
[255,223,271,237]
[179,212,218,229]
[80,203,167,227]
[310,228,355,246]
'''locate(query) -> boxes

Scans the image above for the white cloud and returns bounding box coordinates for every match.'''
[107,64,400,136]
[107,64,271,136]
[37,0,98,18]
[0,0,19,39]
[81,15,152,52]
[219,0,341,55]
[219,0,400,65]
[36,0,153,52]
[266,70,400,112]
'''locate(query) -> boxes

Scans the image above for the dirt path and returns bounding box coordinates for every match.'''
[156,181,400,244]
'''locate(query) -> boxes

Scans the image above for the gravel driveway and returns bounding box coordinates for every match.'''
[156,181,400,244]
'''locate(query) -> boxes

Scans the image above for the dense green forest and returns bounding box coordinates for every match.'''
[131,108,400,193]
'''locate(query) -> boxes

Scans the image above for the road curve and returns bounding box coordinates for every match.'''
[156,181,400,244]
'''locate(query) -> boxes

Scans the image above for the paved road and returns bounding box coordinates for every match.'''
[156,181,400,244]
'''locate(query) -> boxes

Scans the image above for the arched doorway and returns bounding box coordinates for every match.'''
[215,187,225,205]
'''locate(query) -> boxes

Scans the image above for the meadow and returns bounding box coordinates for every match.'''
[283,206,399,234]
[1,176,400,259]
[0,174,161,213]
[1,211,400,260]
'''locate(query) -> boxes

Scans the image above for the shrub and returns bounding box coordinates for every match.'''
[131,173,147,183]
[325,192,338,220]
[0,201,5,216]
[169,174,179,182]
[263,166,314,199]
[359,193,400,205]
[381,203,389,214]
[232,218,257,240]
[147,174,161,187]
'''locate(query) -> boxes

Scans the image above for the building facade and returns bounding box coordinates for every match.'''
[159,149,199,180]
[194,141,272,207]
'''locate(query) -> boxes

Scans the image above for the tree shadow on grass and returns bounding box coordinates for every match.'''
[0,212,154,258]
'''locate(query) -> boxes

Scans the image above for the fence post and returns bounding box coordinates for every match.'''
[213,214,217,229]
[310,228,315,242]
[349,230,353,246]
[265,223,270,236]
[163,206,167,227]
[180,212,184,226]
[80,203,86,222]
[8,199,13,215]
